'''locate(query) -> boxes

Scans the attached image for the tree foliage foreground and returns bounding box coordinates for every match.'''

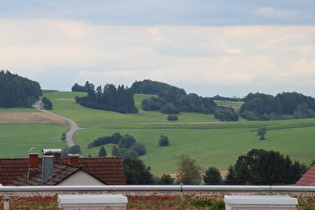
[225,148,307,185]
[203,166,222,185]
[176,155,201,185]
[123,157,154,185]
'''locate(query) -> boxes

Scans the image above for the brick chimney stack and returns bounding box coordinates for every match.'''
[54,152,61,163]
[28,148,39,180]
[68,154,80,164]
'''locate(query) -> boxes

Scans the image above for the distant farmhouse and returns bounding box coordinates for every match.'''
[0,149,126,186]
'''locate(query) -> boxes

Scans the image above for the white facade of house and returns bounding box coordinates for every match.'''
[58,170,105,186]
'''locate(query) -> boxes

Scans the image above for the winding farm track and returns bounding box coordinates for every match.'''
[33,100,79,147]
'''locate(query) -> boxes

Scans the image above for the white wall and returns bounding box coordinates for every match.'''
[58,170,105,186]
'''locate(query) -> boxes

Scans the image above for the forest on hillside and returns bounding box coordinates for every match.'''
[72,79,315,121]
[132,80,219,115]
[73,81,138,114]
[239,92,315,120]
[0,70,42,108]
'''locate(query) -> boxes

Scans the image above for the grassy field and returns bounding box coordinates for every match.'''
[1,90,315,176]
[0,124,67,158]
[214,100,244,107]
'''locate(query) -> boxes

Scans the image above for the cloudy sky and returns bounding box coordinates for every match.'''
[1,0,315,97]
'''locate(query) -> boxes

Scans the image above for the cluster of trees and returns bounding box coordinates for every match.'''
[214,106,239,121]
[71,82,90,92]
[0,70,42,108]
[42,97,53,110]
[132,80,218,115]
[123,157,174,185]
[88,132,146,158]
[165,149,308,185]
[80,148,308,185]
[225,149,307,185]
[61,145,82,157]
[240,92,315,120]
[167,115,178,122]
[74,82,138,114]
[131,79,186,96]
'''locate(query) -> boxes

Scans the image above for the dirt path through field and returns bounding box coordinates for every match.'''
[33,100,79,147]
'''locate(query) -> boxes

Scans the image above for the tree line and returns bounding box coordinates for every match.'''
[122,148,308,185]
[0,70,42,108]
[240,92,315,120]
[73,81,138,114]
[72,80,315,122]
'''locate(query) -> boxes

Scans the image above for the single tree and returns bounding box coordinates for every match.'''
[158,174,175,185]
[60,132,66,141]
[203,166,222,185]
[68,145,82,154]
[128,143,146,156]
[159,135,170,146]
[224,165,237,185]
[43,98,53,110]
[123,157,154,184]
[98,146,107,157]
[257,125,267,140]
[167,115,178,122]
[176,155,201,185]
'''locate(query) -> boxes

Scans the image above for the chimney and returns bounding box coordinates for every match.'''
[42,149,62,163]
[28,148,39,179]
[42,151,54,184]
[68,154,80,164]
[54,152,61,163]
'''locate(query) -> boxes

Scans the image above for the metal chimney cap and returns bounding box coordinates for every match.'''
[2,197,11,201]
[68,154,80,157]
[42,149,62,154]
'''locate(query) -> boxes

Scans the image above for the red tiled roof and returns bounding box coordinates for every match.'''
[0,157,126,186]
[0,158,29,185]
[296,164,315,186]
[11,162,81,186]
[72,158,126,185]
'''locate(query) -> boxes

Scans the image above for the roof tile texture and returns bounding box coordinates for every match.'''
[296,164,315,186]
[0,157,126,186]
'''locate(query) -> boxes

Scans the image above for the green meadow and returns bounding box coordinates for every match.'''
[0,124,67,158]
[1,90,315,176]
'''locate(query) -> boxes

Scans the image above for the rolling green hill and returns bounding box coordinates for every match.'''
[1,90,315,176]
